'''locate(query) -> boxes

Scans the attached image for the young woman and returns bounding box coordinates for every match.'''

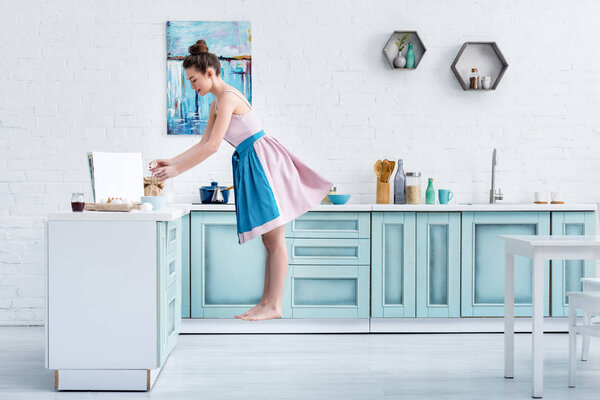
[150,40,332,322]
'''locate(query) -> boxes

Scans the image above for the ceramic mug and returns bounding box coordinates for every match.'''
[438,189,454,204]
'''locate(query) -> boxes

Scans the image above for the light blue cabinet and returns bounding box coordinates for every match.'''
[158,217,182,366]
[551,211,597,317]
[181,213,190,318]
[461,212,551,317]
[285,212,371,318]
[416,213,461,317]
[190,211,292,318]
[371,212,416,317]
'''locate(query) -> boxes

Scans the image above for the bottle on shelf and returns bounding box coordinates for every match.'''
[469,67,479,89]
[405,42,415,68]
[425,178,435,204]
[393,159,406,204]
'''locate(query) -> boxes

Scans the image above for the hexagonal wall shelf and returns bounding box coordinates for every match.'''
[451,42,508,90]
[382,31,426,70]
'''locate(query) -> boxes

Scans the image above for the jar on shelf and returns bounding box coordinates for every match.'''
[405,172,422,204]
[469,67,480,89]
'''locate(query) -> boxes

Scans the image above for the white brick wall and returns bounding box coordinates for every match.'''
[1,0,600,325]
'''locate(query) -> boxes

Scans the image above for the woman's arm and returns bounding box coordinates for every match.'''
[153,92,236,181]
[174,93,237,174]
[170,101,217,165]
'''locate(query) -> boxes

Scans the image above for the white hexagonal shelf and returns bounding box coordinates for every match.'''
[451,42,509,90]
[382,31,426,70]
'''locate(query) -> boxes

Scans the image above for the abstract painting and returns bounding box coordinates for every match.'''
[166,21,252,135]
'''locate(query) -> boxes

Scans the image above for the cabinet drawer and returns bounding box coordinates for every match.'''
[166,249,179,288]
[286,238,370,265]
[167,218,181,254]
[285,212,370,239]
[290,265,369,318]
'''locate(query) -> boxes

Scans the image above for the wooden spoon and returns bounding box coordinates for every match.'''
[388,161,396,182]
[382,160,389,182]
[373,160,382,182]
[222,185,234,191]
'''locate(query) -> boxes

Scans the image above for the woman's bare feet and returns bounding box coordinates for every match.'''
[240,302,282,321]
[234,301,265,319]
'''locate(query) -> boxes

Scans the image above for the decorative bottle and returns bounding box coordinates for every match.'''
[405,42,415,68]
[393,159,406,204]
[425,178,435,204]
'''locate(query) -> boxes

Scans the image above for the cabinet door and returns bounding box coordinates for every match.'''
[371,212,416,317]
[551,212,596,317]
[461,212,551,317]
[181,213,190,318]
[416,213,461,317]
[190,212,292,318]
[290,265,369,318]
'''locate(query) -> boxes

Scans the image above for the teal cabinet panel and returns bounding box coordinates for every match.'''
[286,238,370,265]
[181,213,190,318]
[157,221,181,366]
[461,212,551,317]
[190,211,292,318]
[290,265,369,318]
[371,212,417,318]
[551,212,596,317]
[416,213,461,317]
[285,212,370,239]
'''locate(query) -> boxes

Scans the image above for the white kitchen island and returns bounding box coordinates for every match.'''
[45,206,190,391]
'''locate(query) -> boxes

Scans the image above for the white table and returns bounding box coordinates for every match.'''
[500,235,600,398]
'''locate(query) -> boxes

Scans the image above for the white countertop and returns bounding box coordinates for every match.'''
[186,202,598,212]
[499,235,600,246]
[47,206,190,222]
[46,202,597,220]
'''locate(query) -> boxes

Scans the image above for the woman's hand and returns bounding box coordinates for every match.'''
[149,158,173,171]
[152,165,180,182]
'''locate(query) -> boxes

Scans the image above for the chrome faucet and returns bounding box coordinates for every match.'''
[489,148,503,203]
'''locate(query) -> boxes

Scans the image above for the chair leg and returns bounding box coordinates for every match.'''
[581,311,591,361]
[569,302,577,388]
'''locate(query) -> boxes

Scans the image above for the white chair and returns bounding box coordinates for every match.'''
[581,277,600,361]
[566,279,600,388]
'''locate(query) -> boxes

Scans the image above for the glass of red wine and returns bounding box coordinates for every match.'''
[71,192,85,212]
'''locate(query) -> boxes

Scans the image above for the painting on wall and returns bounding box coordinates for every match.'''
[166,21,252,135]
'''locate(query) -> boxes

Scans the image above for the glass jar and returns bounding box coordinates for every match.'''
[469,67,479,89]
[71,192,85,212]
[405,172,422,204]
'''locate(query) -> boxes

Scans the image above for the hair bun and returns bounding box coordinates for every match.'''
[189,39,209,55]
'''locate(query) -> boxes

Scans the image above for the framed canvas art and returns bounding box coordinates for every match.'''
[166,21,252,135]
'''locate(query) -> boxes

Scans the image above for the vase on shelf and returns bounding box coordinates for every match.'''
[405,42,415,68]
[393,52,406,68]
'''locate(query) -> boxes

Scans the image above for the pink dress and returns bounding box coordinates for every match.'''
[214,90,333,245]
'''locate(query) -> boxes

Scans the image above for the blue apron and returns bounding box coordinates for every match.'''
[231,130,280,244]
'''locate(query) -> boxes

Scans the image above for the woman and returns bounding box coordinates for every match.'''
[150,40,333,321]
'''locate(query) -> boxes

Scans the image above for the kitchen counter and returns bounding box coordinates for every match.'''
[184,202,598,212]
[47,206,190,221]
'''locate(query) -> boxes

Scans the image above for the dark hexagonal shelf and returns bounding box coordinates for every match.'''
[451,42,508,90]
[382,31,426,70]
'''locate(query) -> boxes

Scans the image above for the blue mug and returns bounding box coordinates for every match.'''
[438,189,454,204]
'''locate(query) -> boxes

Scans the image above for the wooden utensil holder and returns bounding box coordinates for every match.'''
[376,181,390,204]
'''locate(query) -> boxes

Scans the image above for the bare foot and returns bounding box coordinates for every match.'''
[241,303,282,321]
[235,301,265,319]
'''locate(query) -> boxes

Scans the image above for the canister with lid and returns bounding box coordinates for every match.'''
[405,172,422,204]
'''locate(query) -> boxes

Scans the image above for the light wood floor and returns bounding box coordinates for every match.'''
[1,326,600,399]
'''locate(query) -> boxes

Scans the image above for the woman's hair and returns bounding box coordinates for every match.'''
[183,40,221,76]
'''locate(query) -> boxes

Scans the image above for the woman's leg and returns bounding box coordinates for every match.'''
[235,247,270,319]
[241,225,288,321]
